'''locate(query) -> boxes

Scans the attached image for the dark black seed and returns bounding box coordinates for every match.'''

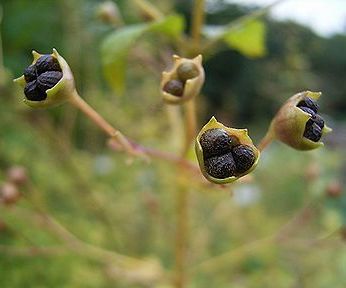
[35,54,62,74]
[37,71,63,92]
[177,62,199,82]
[200,128,232,159]
[297,96,319,113]
[24,65,37,82]
[163,79,184,97]
[299,106,316,116]
[311,114,325,129]
[304,122,322,142]
[231,144,256,175]
[204,152,236,179]
[24,81,47,101]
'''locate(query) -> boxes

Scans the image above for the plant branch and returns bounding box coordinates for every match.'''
[133,0,164,21]
[191,0,205,50]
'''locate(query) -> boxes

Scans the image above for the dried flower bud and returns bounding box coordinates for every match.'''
[0,183,20,205]
[161,55,204,104]
[14,49,76,108]
[6,166,28,186]
[195,117,260,184]
[325,180,342,198]
[270,91,332,150]
[96,1,122,26]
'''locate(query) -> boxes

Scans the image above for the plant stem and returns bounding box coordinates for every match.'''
[182,99,197,155]
[68,91,141,157]
[174,1,205,287]
[257,129,274,151]
[133,0,164,21]
[191,0,205,50]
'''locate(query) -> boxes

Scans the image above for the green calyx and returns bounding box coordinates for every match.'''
[14,49,76,108]
[270,91,332,150]
[195,117,260,184]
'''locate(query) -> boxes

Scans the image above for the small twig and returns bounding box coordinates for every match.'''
[132,0,164,21]
[257,129,274,151]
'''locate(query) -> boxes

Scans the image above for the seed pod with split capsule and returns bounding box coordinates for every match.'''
[161,55,205,104]
[14,49,76,108]
[195,117,260,184]
[269,91,332,150]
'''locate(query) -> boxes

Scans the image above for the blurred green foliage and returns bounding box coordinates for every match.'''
[0,0,345,287]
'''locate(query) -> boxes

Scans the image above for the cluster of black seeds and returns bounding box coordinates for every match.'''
[297,96,325,142]
[199,128,256,179]
[163,62,199,97]
[23,55,63,101]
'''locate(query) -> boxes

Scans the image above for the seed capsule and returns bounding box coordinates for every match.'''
[199,128,232,159]
[24,81,47,101]
[297,96,319,113]
[304,122,322,142]
[231,144,256,175]
[0,183,20,205]
[162,79,184,97]
[204,152,236,179]
[37,71,63,91]
[24,65,37,82]
[177,62,199,82]
[35,54,62,74]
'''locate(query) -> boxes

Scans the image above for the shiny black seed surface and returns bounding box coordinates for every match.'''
[163,79,184,97]
[204,152,236,179]
[299,106,316,116]
[231,144,256,174]
[177,62,199,82]
[35,55,61,74]
[24,81,47,101]
[304,122,322,142]
[311,114,325,129]
[297,96,319,113]
[200,128,232,159]
[37,71,63,91]
[24,65,37,83]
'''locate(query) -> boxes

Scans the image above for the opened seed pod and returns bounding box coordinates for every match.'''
[161,54,205,104]
[195,117,260,184]
[14,49,76,108]
[270,91,332,150]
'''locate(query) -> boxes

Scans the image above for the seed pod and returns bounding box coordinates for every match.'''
[204,152,236,179]
[195,117,260,184]
[232,145,256,175]
[14,49,76,108]
[37,71,63,92]
[24,65,37,82]
[24,80,47,101]
[161,55,205,104]
[270,91,332,150]
[35,54,62,74]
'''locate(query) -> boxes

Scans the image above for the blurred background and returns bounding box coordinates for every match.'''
[0,0,345,287]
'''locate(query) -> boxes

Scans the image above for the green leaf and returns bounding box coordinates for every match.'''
[101,24,149,95]
[223,20,266,58]
[101,15,185,95]
[150,14,185,38]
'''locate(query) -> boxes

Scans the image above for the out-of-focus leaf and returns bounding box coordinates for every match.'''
[101,15,185,95]
[223,20,266,58]
[101,24,148,95]
[150,14,185,38]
